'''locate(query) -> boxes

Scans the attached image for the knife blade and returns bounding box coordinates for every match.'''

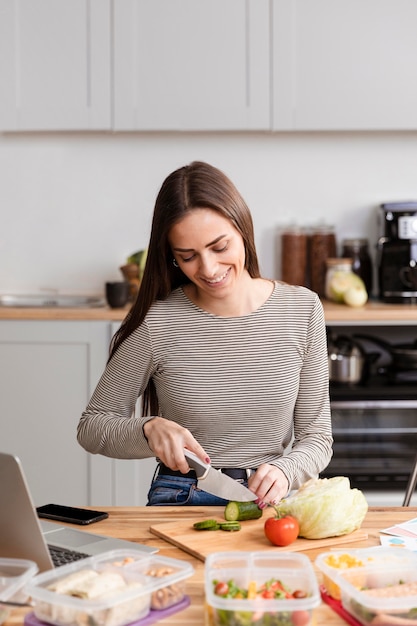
[183,449,257,502]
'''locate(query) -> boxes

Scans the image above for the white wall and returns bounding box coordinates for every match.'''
[1,130,417,297]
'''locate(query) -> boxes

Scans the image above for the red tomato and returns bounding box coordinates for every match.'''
[264,515,299,547]
[292,589,308,599]
[214,581,229,596]
[291,610,310,626]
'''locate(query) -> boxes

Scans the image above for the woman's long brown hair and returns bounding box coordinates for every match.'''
[109,161,261,416]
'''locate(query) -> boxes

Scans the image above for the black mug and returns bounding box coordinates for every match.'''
[105,281,129,308]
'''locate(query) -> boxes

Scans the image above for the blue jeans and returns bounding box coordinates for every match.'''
[147,474,241,506]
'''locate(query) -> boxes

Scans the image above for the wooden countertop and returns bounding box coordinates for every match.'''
[322,299,417,325]
[0,305,130,321]
[4,506,417,626]
[0,299,416,324]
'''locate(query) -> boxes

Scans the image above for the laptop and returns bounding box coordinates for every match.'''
[0,452,158,572]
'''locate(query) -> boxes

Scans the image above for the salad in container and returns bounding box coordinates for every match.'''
[204,551,320,626]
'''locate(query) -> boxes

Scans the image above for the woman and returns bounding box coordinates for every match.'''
[77,161,333,506]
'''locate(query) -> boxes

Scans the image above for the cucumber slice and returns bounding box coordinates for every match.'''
[193,519,220,530]
[219,521,241,532]
[224,501,263,522]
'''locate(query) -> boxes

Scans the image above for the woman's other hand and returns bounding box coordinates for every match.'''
[248,464,289,506]
[143,416,210,473]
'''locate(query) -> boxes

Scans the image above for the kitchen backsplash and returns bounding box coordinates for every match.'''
[1,130,416,296]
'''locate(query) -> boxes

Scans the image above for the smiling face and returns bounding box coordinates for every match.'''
[168,208,248,305]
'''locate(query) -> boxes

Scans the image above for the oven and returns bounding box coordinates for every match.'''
[320,327,417,507]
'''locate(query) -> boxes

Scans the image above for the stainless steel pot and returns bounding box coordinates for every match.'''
[328,335,379,385]
[328,336,364,384]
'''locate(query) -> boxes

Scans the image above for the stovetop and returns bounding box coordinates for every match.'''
[330,373,417,401]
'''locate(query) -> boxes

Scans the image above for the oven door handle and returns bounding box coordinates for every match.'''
[331,400,417,409]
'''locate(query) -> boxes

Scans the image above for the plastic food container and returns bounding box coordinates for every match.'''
[315,547,381,600]
[317,546,417,625]
[25,549,194,626]
[204,551,320,626]
[0,558,38,625]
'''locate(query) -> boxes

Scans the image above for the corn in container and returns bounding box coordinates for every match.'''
[316,546,417,625]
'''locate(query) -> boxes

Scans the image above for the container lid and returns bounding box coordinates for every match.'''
[0,558,38,602]
[310,224,335,232]
[280,225,307,235]
[325,257,353,267]
[342,238,369,247]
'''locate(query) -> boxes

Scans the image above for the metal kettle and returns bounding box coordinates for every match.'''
[328,335,367,385]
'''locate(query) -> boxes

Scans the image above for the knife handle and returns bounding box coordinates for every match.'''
[183,449,209,479]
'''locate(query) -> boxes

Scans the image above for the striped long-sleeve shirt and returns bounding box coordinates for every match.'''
[77,281,333,490]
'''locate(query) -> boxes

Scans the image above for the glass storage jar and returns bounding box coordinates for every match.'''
[341,238,373,295]
[309,226,337,297]
[280,226,308,286]
[325,258,353,302]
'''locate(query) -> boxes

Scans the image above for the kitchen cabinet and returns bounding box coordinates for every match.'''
[0,0,111,131]
[4,0,417,133]
[0,320,109,506]
[0,318,157,507]
[113,0,270,131]
[273,0,417,131]
[0,0,269,132]
[96,323,158,506]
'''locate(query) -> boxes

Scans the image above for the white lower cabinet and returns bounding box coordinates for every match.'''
[0,320,109,506]
[90,456,158,507]
[0,319,157,507]
[93,322,158,506]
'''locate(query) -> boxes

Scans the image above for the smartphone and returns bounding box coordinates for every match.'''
[36,504,109,525]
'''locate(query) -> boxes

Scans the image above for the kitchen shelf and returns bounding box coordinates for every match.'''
[0,298,416,324]
[322,299,417,326]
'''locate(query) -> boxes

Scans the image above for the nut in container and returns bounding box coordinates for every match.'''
[24,549,194,626]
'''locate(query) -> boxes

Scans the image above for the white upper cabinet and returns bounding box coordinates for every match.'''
[0,0,111,131]
[113,0,270,131]
[273,0,417,131]
[2,0,417,132]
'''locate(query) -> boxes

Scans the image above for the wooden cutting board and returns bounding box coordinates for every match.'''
[149,509,368,561]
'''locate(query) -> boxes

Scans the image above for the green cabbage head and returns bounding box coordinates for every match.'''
[274,476,368,539]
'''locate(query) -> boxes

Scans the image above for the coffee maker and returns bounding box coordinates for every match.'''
[378,202,417,303]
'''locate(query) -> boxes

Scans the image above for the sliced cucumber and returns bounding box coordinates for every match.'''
[224,501,263,522]
[193,519,220,530]
[219,521,241,532]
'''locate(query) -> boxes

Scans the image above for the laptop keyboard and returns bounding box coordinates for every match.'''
[48,544,90,567]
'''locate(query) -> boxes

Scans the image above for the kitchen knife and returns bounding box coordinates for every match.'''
[183,449,257,502]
